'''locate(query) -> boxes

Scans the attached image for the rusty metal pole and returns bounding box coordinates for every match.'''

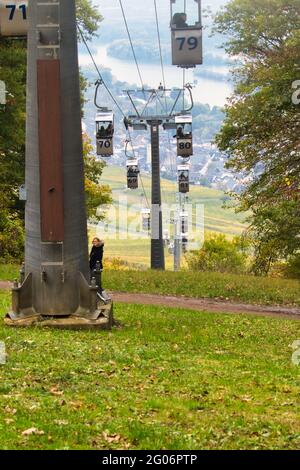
[5,0,113,328]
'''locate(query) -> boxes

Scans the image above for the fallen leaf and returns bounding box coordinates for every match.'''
[4,418,14,425]
[54,420,68,426]
[102,431,121,443]
[50,387,64,396]
[22,427,45,436]
[4,406,17,415]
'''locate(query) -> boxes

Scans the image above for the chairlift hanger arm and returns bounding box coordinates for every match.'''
[126,90,141,118]
[125,139,134,159]
[156,92,169,115]
[182,83,194,113]
[169,89,183,116]
[94,79,105,111]
[141,90,156,116]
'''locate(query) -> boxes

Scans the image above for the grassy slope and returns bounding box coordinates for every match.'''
[91,165,247,267]
[103,270,300,306]
[1,265,300,306]
[1,290,300,450]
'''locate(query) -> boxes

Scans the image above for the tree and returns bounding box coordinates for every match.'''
[83,134,112,222]
[214,0,300,274]
[186,234,249,274]
[0,1,109,260]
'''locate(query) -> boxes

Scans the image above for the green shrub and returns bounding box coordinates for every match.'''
[282,254,300,279]
[0,209,24,263]
[186,234,249,274]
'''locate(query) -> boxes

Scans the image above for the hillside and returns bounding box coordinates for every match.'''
[89,165,247,268]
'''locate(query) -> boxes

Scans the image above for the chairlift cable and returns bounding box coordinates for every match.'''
[153,0,168,114]
[183,69,186,110]
[118,0,145,91]
[77,25,125,118]
[153,1,178,181]
[78,24,150,209]
[127,127,150,209]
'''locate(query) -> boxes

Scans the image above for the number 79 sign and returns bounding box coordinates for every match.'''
[0,1,28,37]
[172,28,203,67]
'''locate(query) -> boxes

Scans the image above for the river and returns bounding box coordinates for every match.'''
[79,45,233,108]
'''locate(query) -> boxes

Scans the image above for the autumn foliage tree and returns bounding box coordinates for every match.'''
[214,0,300,274]
[0,1,110,261]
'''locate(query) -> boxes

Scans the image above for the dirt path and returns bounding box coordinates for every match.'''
[0,281,12,290]
[111,291,300,321]
[1,281,300,320]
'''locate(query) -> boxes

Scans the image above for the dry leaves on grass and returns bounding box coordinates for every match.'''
[102,431,131,449]
[49,386,64,396]
[4,406,17,415]
[4,418,14,425]
[53,420,69,426]
[21,427,45,436]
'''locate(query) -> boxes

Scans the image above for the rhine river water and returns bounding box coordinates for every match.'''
[79,44,233,108]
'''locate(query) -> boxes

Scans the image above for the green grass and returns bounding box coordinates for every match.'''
[1,290,300,450]
[0,265,19,282]
[2,265,300,307]
[103,270,300,306]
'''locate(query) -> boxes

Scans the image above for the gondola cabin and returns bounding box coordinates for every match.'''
[178,163,190,193]
[175,115,193,157]
[141,208,151,232]
[0,1,28,37]
[180,210,189,252]
[96,110,114,156]
[168,242,175,255]
[127,159,139,190]
[181,234,188,253]
[170,0,203,68]
[163,229,170,246]
[180,211,189,235]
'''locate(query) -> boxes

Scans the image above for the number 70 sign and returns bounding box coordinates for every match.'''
[0,1,28,37]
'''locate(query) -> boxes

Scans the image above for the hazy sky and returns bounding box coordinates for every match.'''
[93,0,228,23]
[79,0,232,106]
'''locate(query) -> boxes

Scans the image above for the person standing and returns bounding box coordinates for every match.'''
[90,237,104,272]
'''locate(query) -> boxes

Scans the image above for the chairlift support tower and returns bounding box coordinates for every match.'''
[125,85,194,271]
[3,0,113,328]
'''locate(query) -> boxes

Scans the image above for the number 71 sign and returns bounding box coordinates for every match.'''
[0,1,28,37]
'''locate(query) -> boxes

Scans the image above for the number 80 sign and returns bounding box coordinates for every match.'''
[0,1,28,37]
[172,28,203,67]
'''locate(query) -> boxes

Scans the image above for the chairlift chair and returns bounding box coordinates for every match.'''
[180,210,189,235]
[141,208,151,232]
[95,110,114,156]
[170,0,203,68]
[178,163,190,193]
[163,229,170,246]
[127,159,140,189]
[175,114,193,157]
[181,234,189,253]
